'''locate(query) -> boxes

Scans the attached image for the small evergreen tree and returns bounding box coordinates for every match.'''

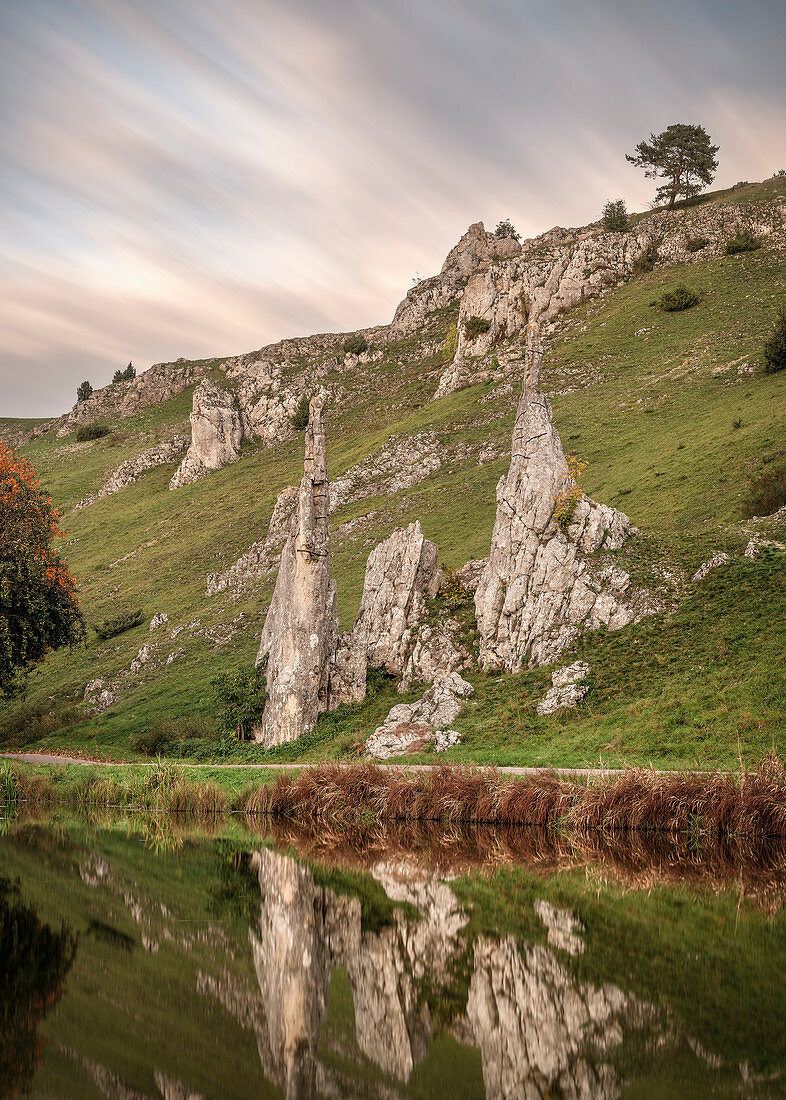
[601,199,628,232]
[291,394,311,430]
[76,381,93,402]
[762,302,786,374]
[626,123,719,208]
[112,370,123,384]
[494,218,521,241]
[123,362,136,380]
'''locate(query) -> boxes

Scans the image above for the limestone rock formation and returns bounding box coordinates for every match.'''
[475,323,653,670]
[331,522,441,706]
[253,398,338,746]
[82,437,188,505]
[392,221,520,336]
[169,380,243,489]
[533,900,585,955]
[536,661,590,716]
[398,617,472,693]
[52,360,213,438]
[365,672,473,759]
[691,552,731,581]
[207,485,298,595]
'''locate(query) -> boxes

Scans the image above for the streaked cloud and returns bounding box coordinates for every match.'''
[1,0,785,416]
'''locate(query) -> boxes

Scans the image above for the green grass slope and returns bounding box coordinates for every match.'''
[2,180,785,767]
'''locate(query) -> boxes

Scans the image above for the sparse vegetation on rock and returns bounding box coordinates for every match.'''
[726,230,762,254]
[343,333,368,355]
[291,393,310,429]
[463,315,491,340]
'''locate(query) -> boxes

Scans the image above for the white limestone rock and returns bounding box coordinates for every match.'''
[536,662,591,716]
[534,899,586,956]
[366,673,473,758]
[253,398,339,747]
[169,380,243,489]
[475,323,654,671]
[149,612,169,631]
[83,679,117,715]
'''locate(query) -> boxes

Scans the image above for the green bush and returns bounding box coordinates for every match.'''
[725,230,761,254]
[463,316,491,340]
[132,715,218,756]
[291,394,310,429]
[632,240,660,275]
[93,609,145,640]
[685,235,708,252]
[211,660,268,740]
[601,199,628,232]
[744,458,786,518]
[762,302,786,374]
[343,333,368,355]
[658,284,700,312]
[75,424,110,442]
[76,381,93,402]
[494,218,520,240]
[0,700,80,749]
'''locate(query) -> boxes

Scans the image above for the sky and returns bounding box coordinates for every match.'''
[1,0,785,418]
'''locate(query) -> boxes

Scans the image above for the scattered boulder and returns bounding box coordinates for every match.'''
[691,553,731,581]
[253,398,339,747]
[149,612,169,631]
[536,662,591,716]
[365,672,473,758]
[170,380,243,489]
[745,536,786,558]
[475,323,654,671]
[130,644,156,675]
[83,679,117,715]
[454,559,488,593]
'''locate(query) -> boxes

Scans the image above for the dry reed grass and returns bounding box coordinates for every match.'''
[240,755,786,838]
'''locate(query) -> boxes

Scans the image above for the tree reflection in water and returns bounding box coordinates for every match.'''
[0,877,77,1100]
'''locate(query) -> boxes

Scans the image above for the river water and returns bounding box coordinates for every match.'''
[0,812,784,1099]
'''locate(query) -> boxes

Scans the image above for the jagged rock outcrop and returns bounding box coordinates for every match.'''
[253,398,338,746]
[691,552,731,581]
[331,522,441,706]
[74,438,189,509]
[434,196,786,399]
[52,360,213,438]
[536,661,591,716]
[475,323,654,670]
[399,617,472,693]
[365,672,473,759]
[206,485,298,595]
[392,221,520,336]
[169,380,243,489]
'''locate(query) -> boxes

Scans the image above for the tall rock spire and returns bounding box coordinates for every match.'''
[254,397,338,746]
[474,322,651,670]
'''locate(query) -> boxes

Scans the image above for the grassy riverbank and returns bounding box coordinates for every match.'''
[3,756,785,838]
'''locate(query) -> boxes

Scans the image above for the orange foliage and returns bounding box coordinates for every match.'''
[0,442,73,591]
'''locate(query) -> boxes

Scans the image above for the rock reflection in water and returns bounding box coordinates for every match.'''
[248,846,649,1099]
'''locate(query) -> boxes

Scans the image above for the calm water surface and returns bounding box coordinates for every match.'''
[1,812,784,1099]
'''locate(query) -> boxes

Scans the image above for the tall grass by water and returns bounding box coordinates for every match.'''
[242,756,786,837]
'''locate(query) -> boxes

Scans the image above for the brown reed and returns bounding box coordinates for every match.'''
[240,755,786,838]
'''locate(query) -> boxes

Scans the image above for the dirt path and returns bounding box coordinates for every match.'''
[0,751,685,777]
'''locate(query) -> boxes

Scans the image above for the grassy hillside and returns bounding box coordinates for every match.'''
[2,179,785,768]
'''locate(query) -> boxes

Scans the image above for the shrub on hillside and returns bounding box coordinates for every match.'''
[463,316,491,340]
[211,659,268,741]
[93,609,145,640]
[291,394,310,429]
[76,381,93,402]
[632,240,660,274]
[343,333,368,356]
[744,457,786,518]
[658,284,700,312]
[441,322,457,362]
[601,199,628,232]
[553,455,586,528]
[75,424,110,442]
[111,364,135,384]
[0,699,80,749]
[762,302,786,374]
[133,715,218,756]
[685,235,708,252]
[725,230,761,254]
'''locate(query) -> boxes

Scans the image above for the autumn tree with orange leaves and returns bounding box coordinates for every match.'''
[0,443,85,696]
